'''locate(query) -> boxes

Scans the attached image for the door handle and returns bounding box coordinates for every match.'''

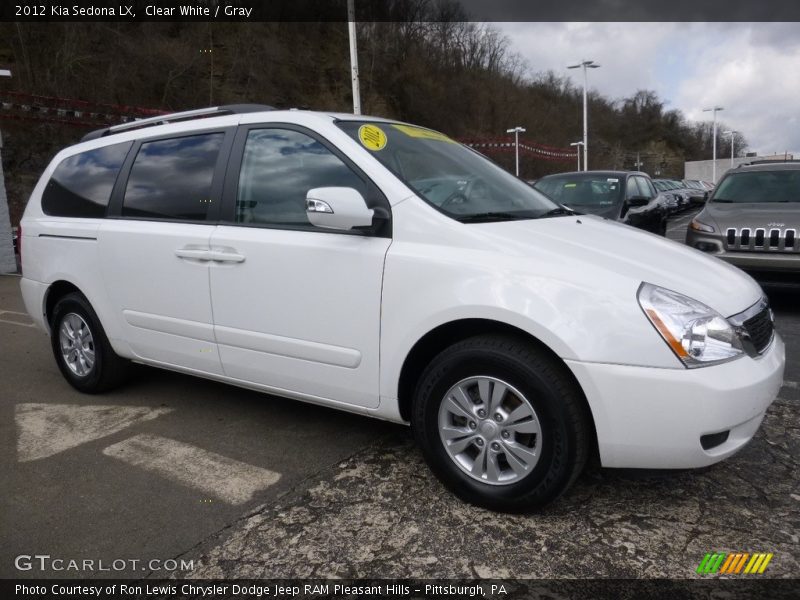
[175,248,212,261]
[206,250,245,263]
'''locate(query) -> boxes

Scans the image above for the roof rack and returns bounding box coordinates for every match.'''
[80,104,275,142]
[737,159,800,167]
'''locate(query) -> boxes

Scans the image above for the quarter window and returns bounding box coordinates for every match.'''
[122,133,224,220]
[235,128,367,226]
[42,142,132,217]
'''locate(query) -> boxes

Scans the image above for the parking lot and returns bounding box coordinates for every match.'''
[2,213,797,580]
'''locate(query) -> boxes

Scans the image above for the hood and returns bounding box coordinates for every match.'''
[704,202,800,230]
[474,215,763,317]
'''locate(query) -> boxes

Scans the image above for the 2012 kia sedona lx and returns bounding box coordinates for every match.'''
[20,105,786,511]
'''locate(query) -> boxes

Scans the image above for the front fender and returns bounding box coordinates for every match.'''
[378,243,680,401]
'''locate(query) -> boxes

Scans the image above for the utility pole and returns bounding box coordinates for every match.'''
[703,106,724,183]
[347,0,361,115]
[723,130,738,169]
[506,126,526,176]
[567,60,600,171]
[570,141,584,171]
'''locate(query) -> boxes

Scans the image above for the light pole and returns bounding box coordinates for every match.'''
[567,59,600,171]
[570,141,584,171]
[506,126,526,176]
[346,0,361,115]
[723,130,738,169]
[703,106,724,183]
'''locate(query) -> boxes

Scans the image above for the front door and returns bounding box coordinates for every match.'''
[209,126,391,408]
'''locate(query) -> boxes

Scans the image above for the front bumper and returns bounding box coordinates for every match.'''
[566,334,785,469]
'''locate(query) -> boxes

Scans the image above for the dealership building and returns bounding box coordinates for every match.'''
[685,153,795,183]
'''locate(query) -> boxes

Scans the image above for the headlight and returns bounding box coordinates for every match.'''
[689,218,715,233]
[638,283,743,368]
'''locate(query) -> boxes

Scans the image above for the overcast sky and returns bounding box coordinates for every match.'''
[496,22,800,156]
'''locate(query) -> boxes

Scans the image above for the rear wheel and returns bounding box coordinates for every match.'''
[50,292,130,393]
[411,335,590,512]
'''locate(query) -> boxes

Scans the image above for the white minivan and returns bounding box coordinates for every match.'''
[20,105,785,511]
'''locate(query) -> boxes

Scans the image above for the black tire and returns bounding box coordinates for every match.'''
[50,292,130,393]
[411,335,590,512]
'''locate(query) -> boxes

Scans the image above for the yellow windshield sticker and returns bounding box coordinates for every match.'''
[358,125,387,151]
[392,124,455,143]
[564,183,577,188]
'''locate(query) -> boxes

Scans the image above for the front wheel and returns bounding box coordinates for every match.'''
[411,335,590,512]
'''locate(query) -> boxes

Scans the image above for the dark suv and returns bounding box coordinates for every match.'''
[534,171,669,235]
[686,161,800,284]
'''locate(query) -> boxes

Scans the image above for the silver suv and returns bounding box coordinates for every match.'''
[686,161,800,284]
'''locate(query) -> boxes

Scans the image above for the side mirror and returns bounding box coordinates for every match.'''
[306,187,374,231]
[626,195,650,207]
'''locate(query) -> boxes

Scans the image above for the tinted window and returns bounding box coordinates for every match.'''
[122,133,224,220]
[236,129,367,226]
[635,176,655,199]
[626,177,640,198]
[534,174,623,207]
[712,170,800,203]
[42,142,131,217]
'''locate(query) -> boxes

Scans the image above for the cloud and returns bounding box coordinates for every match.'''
[676,24,800,155]
[496,22,800,154]
[497,23,683,100]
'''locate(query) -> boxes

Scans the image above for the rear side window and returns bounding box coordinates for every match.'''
[42,142,132,217]
[122,133,224,220]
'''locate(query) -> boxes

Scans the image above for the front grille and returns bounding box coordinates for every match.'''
[726,227,799,252]
[742,307,774,354]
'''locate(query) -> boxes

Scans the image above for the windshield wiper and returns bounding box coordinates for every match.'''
[538,206,576,218]
[711,198,734,203]
[456,211,530,223]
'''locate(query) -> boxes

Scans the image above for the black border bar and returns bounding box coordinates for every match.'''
[4,578,800,600]
[3,0,800,22]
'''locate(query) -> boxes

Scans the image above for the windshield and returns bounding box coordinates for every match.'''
[533,174,624,209]
[712,170,800,203]
[336,121,558,222]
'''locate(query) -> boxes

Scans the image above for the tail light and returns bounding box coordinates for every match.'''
[16,224,21,273]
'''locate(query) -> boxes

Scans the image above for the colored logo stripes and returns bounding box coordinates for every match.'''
[697,552,773,574]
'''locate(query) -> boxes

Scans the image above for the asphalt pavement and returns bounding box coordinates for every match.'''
[1,211,797,579]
